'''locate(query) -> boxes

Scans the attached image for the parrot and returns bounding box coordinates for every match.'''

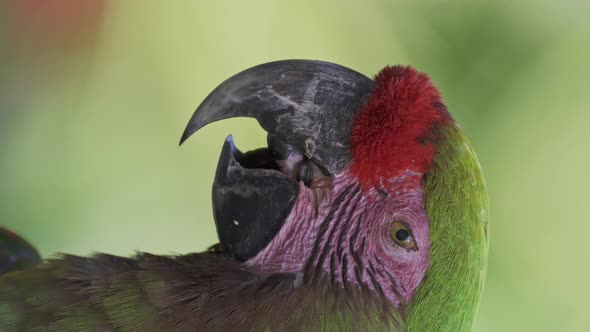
[0,60,488,331]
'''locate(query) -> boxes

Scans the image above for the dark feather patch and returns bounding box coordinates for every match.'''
[0,251,404,331]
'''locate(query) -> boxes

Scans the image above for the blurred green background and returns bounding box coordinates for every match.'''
[1,1,588,330]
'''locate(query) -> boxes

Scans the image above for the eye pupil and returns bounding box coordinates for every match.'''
[389,221,417,250]
[395,229,410,241]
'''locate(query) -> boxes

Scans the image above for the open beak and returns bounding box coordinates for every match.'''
[180,60,374,261]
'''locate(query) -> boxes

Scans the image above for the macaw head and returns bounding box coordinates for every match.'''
[181,60,488,331]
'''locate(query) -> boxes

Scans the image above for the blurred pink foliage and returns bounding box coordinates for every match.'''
[8,0,106,51]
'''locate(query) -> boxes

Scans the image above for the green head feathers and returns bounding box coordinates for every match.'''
[407,123,489,331]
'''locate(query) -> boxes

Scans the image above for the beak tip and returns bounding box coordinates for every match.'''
[179,124,198,146]
[179,132,189,146]
[180,107,211,146]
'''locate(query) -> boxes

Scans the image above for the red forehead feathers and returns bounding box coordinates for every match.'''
[350,65,452,187]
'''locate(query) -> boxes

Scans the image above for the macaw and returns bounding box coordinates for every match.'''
[0,60,488,331]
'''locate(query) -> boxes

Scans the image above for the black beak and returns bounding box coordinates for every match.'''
[181,60,374,261]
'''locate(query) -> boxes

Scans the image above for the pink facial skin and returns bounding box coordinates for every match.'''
[246,168,430,307]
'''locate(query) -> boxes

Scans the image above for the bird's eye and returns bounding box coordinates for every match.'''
[389,221,417,250]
